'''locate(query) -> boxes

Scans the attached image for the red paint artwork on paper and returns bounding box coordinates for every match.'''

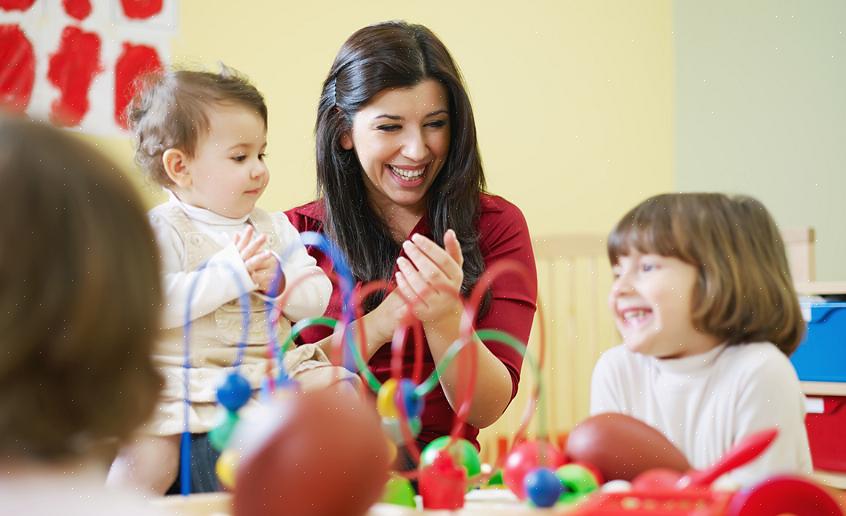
[47,26,102,126]
[120,0,162,19]
[3,0,171,132]
[0,24,36,113]
[114,43,162,128]
[62,0,91,21]
[0,0,36,12]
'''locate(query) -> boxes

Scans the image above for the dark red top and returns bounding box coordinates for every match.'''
[285,193,537,448]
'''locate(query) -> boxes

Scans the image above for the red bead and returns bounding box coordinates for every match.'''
[503,440,566,499]
[419,451,466,510]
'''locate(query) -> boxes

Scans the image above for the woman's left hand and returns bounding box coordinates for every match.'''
[395,229,465,326]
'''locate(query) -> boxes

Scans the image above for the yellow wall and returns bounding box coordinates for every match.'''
[91,1,673,448]
[98,0,673,237]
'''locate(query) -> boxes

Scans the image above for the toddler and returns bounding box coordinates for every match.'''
[108,66,354,494]
[0,116,167,515]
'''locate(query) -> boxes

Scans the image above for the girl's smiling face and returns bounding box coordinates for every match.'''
[609,252,721,358]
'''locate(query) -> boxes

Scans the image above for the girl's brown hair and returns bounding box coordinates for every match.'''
[607,193,804,355]
[0,117,163,460]
[127,65,267,186]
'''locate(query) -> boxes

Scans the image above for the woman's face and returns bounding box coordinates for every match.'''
[342,79,450,217]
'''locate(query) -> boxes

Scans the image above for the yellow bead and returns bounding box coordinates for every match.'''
[377,379,400,418]
[216,448,239,490]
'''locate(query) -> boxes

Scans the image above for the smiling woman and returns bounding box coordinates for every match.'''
[286,20,539,456]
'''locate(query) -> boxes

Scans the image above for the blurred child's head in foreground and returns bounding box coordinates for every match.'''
[0,116,163,462]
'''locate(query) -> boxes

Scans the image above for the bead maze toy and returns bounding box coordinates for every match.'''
[177,231,844,515]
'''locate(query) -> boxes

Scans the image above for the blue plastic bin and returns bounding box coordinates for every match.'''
[791,302,846,383]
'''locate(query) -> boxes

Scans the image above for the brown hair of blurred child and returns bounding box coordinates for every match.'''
[0,116,163,461]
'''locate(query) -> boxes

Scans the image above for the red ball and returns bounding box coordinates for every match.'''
[503,440,566,500]
[632,468,683,491]
[727,475,842,516]
[233,386,390,516]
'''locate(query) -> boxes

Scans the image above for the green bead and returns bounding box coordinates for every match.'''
[382,416,422,444]
[555,463,599,504]
[209,410,240,451]
[419,436,481,478]
[381,475,416,507]
[487,469,504,486]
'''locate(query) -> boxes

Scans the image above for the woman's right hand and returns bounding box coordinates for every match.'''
[319,286,408,363]
[362,288,410,349]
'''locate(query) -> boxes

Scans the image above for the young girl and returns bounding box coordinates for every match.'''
[0,117,166,515]
[591,192,812,486]
[107,66,351,494]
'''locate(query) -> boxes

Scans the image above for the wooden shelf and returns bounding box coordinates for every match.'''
[813,469,846,490]
[802,382,846,397]
[795,281,846,296]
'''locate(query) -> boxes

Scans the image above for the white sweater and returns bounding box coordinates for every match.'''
[590,342,812,486]
[150,192,331,329]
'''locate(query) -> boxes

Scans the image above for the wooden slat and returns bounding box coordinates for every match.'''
[782,226,816,283]
[479,233,614,441]
[795,281,846,296]
[531,234,605,261]
[781,226,816,245]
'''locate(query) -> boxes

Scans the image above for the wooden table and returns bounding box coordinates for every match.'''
[151,486,846,515]
[153,490,578,516]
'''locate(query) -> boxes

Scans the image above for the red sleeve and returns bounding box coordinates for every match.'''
[284,203,321,234]
[475,196,538,401]
[284,202,338,344]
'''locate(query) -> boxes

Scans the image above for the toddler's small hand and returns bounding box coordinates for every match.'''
[250,253,284,296]
[234,226,267,263]
[234,226,282,294]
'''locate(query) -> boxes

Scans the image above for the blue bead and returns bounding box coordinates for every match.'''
[217,372,252,411]
[399,378,424,418]
[524,467,564,508]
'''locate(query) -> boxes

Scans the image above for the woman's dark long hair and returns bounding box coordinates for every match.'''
[315,21,489,312]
